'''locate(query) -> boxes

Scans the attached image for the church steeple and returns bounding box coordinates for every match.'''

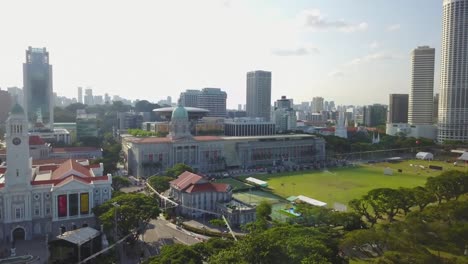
[5,104,32,189]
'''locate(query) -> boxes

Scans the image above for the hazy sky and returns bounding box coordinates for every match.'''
[0,0,442,108]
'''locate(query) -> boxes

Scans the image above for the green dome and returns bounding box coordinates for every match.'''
[11,104,24,115]
[171,105,188,121]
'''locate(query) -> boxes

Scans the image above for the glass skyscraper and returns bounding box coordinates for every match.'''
[23,47,53,129]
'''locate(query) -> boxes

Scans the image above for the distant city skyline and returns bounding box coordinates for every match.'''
[0,0,442,108]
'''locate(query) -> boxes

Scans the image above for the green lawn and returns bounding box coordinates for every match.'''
[242,160,467,207]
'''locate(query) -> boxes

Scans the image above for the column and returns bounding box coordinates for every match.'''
[78,192,81,217]
[66,192,70,219]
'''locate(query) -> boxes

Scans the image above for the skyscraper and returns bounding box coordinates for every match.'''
[77,87,83,104]
[388,94,409,123]
[179,90,201,107]
[438,0,468,142]
[312,97,324,113]
[408,46,435,125]
[23,47,53,128]
[246,70,271,121]
[198,88,227,117]
[84,88,94,105]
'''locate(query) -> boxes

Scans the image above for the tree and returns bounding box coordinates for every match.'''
[112,176,131,191]
[367,188,401,221]
[256,200,272,220]
[412,186,436,211]
[209,218,226,227]
[349,197,380,227]
[147,244,202,264]
[165,163,195,177]
[148,176,173,193]
[397,187,416,215]
[93,193,160,237]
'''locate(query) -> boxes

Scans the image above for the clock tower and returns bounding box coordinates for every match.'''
[5,104,32,188]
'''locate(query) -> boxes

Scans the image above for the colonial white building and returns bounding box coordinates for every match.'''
[0,105,112,241]
[123,105,326,177]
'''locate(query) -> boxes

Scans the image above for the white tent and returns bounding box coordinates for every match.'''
[458,152,468,161]
[416,152,434,160]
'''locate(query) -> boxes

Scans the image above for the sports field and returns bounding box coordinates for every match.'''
[233,190,285,206]
[243,160,467,206]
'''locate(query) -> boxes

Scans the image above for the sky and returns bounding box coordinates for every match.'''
[0,0,443,109]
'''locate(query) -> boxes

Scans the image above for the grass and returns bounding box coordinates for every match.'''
[240,160,468,207]
[214,178,252,191]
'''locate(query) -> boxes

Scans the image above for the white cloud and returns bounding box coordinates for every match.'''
[387,24,401,31]
[369,41,379,50]
[328,70,344,78]
[298,9,368,33]
[272,47,318,56]
[347,53,396,66]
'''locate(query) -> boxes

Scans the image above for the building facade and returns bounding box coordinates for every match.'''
[438,0,468,142]
[246,71,272,121]
[23,47,54,129]
[77,87,83,104]
[179,90,201,107]
[122,105,326,177]
[224,118,276,136]
[388,94,409,123]
[197,88,227,117]
[409,46,435,125]
[0,105,111,241]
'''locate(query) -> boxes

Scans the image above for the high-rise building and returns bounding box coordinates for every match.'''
[275,96,293,109]
[0,88,13,124]
[388,94,409,123]
[438,0,468,142]
[246,70,271,121]
[104,93,111,104]
[84,88,94,105]
[7,87,23,106]
[312,97,324,113]
[408,46,435,125]
[433,94,439,123]
[198,88,227,117]
[179,90,201,107]
[77,87,83,104]
[23,47,53,128]
[363,104,387,127]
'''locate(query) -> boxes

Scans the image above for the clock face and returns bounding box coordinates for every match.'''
[12,137,21,146]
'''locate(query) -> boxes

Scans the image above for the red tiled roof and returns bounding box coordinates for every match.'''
[170,171,204,190]
[53,175,92,187]
[0,168,5,174]
[52,147,101,153]
[33,159,69,166]
[194,136,223,141]
[29,136,46,145]
[185,182,230,193]
[137,137,173,144]
[51,159,92,179]
[38,165,59,172]
[31,175,109,186]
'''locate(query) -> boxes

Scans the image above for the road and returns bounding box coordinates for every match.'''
[142,218,202,254]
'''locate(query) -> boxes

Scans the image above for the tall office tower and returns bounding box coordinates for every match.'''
[238,104,242,111]
[84,88,94,105]
[312,97,324,113]
[179,89,201,107]
[0,88,13,124]
[275,96,293,109]
[7,87,23,106]
[438,0,468,142]
[77,87,83,104]
[329,101,335,111]
[198,88,227,117]
[23,47,53,128]
[408,46,435,125]
[246,70,272,121]
[388,94,409,123]
[104,93,111,104]
[167,96,172,105]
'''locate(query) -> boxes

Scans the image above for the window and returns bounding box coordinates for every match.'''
[45,206,51,215]
[34,206,40,216]
[15,208,22,219]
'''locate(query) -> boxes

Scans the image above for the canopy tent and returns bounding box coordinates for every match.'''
[415,152,434,160]
[57,227,100,245]
[458,152,468,161]
[295,195,327,207]
[245,177,268,187]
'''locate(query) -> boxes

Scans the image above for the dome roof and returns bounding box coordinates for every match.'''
[171,105,189,121]
[11,103,24,115]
